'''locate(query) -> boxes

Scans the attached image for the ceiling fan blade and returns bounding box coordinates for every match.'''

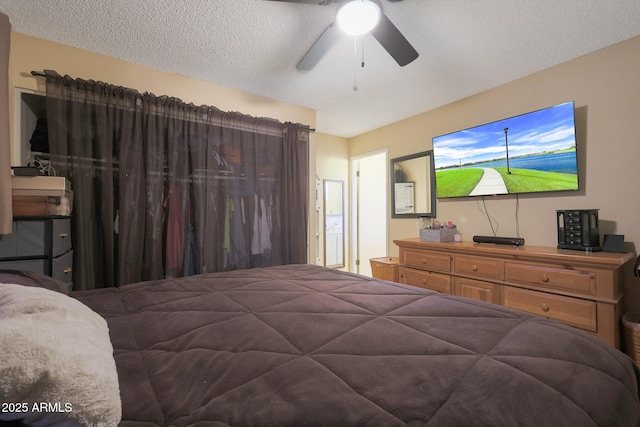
[296,23,342,70]
[370,14,419,66]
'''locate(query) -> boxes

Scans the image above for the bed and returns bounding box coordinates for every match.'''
[1,264,640,426]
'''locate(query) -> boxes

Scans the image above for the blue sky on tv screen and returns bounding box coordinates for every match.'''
[432,102,576,170]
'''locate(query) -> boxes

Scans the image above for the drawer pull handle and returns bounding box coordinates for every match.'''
[421,258,427,264]
[422,278,427,285]
[541,274,550,283]
[540,303,550,312]
[472,264,478,271]
[63,267,72,274]
[59,233,70,238]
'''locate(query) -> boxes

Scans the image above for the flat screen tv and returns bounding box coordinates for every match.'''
[432,101,579,199]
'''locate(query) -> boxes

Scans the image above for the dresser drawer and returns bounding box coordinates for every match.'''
[52,249,73,284]
[0,220,47,257]
[51,218,72,257]
[0,218,71,258]
[0,258,48,275]
[505,262,595,295]
[402,250,451,273]
[454,256,503,280]
[0,223,18,258]
[502,286,597,331]
[400,266,451,293]
[454,276,501,305]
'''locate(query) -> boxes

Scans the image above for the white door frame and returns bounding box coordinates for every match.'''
[350,148,388,275]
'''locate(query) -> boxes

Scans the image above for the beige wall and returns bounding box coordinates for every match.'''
[350,35,640,309]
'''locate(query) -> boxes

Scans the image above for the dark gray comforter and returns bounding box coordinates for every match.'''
[73,264,640,426]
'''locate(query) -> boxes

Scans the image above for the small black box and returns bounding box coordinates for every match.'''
[11,166,40,176]
[602,234,625,253]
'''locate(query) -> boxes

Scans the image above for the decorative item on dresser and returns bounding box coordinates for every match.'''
[394,238,634,349]
[556,209,601,251]
[0,216,73,290]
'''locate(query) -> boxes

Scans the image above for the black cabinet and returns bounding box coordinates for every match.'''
[0,216,73,290]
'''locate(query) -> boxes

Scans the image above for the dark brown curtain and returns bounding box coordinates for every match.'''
[45,71,309,290]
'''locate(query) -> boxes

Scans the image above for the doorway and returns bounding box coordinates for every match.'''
[350,149,387,276]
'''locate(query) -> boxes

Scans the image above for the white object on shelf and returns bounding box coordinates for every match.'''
[11,176,72,198]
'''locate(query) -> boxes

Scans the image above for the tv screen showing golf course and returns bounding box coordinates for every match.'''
[432,101,579,199]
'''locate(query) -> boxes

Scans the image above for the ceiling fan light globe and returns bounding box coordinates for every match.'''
[336,0,381,36]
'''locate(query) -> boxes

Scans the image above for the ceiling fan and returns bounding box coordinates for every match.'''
[269,0,419,70]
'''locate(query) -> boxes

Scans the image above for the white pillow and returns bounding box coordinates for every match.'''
[0,283,121,426]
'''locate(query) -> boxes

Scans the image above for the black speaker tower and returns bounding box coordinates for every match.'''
[556,209,600,251]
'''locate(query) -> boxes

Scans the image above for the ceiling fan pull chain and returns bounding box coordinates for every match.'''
[353,37,359,91]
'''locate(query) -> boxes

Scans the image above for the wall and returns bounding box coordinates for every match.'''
[314,132,349,269]
[5,32,319,260]
[349,35,640,310]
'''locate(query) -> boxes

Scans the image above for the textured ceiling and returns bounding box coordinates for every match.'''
[1,0,640,138]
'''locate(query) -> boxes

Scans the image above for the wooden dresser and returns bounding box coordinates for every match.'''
[394,238,634,349]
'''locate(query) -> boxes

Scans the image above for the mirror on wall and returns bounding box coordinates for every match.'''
[390,150,436,218]
[324,179,345,268]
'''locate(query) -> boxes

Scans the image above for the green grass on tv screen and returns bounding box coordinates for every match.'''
[435,167,578,198]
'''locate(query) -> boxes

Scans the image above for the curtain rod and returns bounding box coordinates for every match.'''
[31,70,315,132]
